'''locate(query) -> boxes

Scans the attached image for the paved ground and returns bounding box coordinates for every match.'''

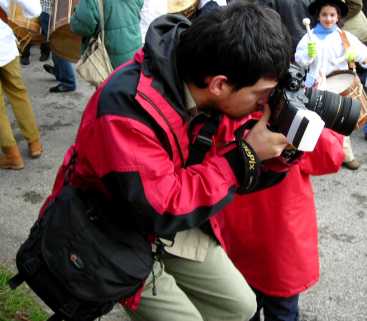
[0,50,366,321]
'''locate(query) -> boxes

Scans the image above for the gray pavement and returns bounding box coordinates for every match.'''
[0,50,366,321]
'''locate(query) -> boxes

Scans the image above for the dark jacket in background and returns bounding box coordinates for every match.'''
[257,0,312,54]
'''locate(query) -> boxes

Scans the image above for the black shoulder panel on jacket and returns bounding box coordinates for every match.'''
[102,171,236,238]
[97,63,173,159]
[97,63,141,119]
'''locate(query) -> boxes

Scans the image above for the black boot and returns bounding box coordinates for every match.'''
[40,42,50,61]
[20,44,31,65]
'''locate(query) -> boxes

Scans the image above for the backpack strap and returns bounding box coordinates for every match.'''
[8,254,43,289]
[185,113,221,166]
[8,273,24,289]
[46,314,63,321]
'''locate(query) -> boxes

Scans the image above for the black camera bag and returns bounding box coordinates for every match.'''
[9,185,153,321]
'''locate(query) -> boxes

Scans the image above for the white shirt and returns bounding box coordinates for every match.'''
[140,0,167,42]
[0,0,41,66]
[295,28,367,87]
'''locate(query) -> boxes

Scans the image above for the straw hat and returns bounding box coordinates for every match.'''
[168,0,197,14]
[308,0,348,18]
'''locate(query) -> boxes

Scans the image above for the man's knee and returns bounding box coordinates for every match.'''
[239,287,257,320]
[223,285,257,321]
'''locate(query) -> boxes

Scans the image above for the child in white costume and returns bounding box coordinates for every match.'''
[295,0,367,170]
[295,0,367,88]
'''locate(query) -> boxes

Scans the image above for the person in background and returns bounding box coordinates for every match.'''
[139,0,227,48]
[20,0,51,65]
[140,0,227,47]
[140,0,167,42]
[70,0,143,69]
[343,0,367,140]
[219,127,344,321]
[295,0,367,170]
[42,0,76,93]
[228,0,312,56]
[247,0,312,54]
[0,0,43,170]
[344,0,366,44]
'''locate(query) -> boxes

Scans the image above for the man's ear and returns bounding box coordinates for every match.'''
[206,75,232,97]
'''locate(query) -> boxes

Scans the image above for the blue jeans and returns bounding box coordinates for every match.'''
[22,12,50,58]
[51,54,76,90]
[250,288,299,321]
[40,12,49,37]
[41,12,76,89]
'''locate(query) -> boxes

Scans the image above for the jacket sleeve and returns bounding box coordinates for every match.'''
[298,129,344,176]
[79,113,239,237]
[70,0,99,38]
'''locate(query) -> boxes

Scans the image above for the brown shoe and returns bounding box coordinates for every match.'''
[28,140,43,158]
[0,145,24,170]
[343,159,361,170]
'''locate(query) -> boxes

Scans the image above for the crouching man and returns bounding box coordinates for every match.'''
[45,2,292,321]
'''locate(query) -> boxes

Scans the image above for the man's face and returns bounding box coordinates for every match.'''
[214,78,278,118]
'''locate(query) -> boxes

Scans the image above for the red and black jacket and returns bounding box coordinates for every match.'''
[43,15,284,244]
[41,14,287,308]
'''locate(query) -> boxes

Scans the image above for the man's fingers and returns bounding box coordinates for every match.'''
[256,103,271,126]
[272,131,289,145]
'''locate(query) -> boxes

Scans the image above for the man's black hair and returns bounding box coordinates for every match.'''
[176,2,292,89]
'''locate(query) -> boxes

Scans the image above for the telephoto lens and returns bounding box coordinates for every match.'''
[304,88,361,136]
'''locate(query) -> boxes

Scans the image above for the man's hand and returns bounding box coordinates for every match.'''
[244,104,288,161]
[307,41,317,59]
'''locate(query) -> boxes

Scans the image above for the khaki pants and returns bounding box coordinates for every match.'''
[126,238,257,321]
[343,136,355,162]
[0,57,40,148]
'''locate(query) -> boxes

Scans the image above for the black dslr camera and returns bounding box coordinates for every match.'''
[269,64,361,151]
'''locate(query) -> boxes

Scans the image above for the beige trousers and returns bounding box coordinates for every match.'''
[126,237,257,321]
[343,136,355,162]
[0,57,40,148]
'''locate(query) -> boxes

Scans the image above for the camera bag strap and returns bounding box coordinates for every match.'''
[185,112,221,166]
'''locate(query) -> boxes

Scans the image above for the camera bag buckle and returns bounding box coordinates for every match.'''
[195,134,213,147]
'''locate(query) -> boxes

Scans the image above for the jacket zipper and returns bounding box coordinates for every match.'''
[137,91,185,166]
